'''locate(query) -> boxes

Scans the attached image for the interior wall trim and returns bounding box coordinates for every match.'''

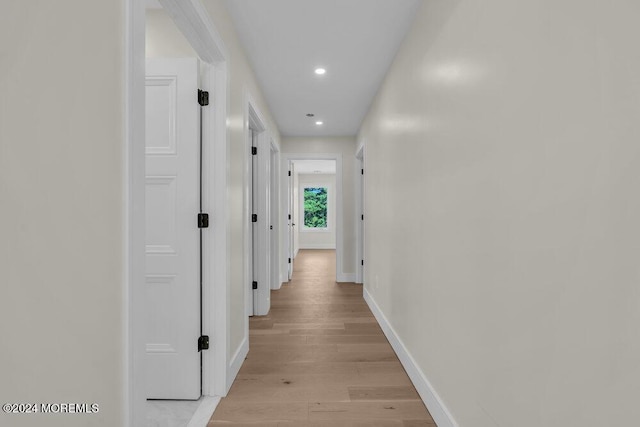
[227,336,249,393]
[363,288,459,427]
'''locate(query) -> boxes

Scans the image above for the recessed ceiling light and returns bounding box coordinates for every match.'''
[315,121,323,125]
[314,68,326,75]
[306,113,315,117]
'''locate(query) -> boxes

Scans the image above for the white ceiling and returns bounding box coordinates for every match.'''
[294,160,336,175]
[224,0,422,137]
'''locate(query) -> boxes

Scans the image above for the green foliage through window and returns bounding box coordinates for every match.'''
[304,187,327,228]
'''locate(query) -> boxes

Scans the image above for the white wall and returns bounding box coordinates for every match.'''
[298,174,336,249]
[201,0,281,360]
[0,2,124,426]
[281,137,357,279]
[359,1,640,426]
[146,8,196,58]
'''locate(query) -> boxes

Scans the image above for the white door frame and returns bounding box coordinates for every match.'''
[355,144,364,284]
[281,153,346,282]
[125,0,229,425]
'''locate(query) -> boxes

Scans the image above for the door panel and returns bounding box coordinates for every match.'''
[288,162,294,280]
[292,164,299,260]
[271,149,279,288]
[145,58,200,400]
[251,130,258,315]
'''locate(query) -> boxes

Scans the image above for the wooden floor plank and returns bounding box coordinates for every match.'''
[309,421,404,427]
[308,401,430,421]
[208,250,433,426]
[210,401,308,422]
[348,386,420,401]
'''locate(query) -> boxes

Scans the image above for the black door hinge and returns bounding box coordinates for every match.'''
[198,213,209,228]
[361,214,364,221]
[252,281,258,290]
[361,168,364,175]
[198,89,209,106]
[198,335,209,351]
[288,170,291,176]
[288,258,291,264]
[361,260,364,266]
[251,146,257,155]
[252,214,258,223]
[270,225,273,230]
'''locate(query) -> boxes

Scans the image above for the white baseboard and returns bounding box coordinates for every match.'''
[299,243,336,249]
[337,273,356,283]
[187,396,221,427]
[226,336,248,392]
[363,288,458,427]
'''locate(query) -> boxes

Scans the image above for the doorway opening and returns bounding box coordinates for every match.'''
[246,102,275,318]
[282,154,346,283]
[144,5,208,425]
[127,1,230,425]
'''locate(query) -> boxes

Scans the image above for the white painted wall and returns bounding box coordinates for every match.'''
[298,174,336,249]
[0,2,124,426]
[146,8,196,58]
[281,137,357,278]
[359,1,640,426]
[201,0,281,360]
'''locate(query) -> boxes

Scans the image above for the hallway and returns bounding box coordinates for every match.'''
[209,250,434,426]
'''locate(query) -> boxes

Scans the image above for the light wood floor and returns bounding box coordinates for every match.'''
[208,249,435,426]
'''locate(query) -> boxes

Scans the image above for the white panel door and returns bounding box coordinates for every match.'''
[287,162,294,280]
[251,130,258,315]
[145,58,200,400]
[270,149,279,288]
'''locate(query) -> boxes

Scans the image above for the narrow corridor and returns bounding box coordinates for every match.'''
[209,250,434,426]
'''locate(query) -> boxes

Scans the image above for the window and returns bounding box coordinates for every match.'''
[303,187,328,228]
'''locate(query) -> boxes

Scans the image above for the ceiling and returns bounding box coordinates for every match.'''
[293,160,336,175]
[224,0,422,137]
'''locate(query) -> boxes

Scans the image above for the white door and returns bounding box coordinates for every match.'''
[251,129,258,315]
[270,148,279,288]
[358,159,364,283]
[145,58,201,400]
[287,162,294,280]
